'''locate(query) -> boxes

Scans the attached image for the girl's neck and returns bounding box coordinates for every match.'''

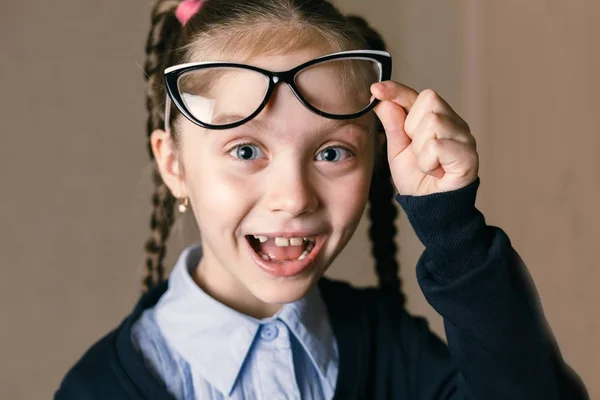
[193,258,281,320]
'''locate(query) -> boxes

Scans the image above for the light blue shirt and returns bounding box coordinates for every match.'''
[131,245,339,399]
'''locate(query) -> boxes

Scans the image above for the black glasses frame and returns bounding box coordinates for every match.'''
[163,50,392,131]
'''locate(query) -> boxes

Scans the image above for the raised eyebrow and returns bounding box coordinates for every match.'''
[211,114,373,141]
[314,118,373,139]
[210,114,268,129]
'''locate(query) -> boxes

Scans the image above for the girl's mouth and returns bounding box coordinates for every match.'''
[244,234,325,277]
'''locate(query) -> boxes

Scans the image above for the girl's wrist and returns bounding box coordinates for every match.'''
[396,178,492,277]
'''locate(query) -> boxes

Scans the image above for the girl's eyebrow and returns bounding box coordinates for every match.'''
[212,113,372,135]
[210,114,265,128]
[315,118,372,136]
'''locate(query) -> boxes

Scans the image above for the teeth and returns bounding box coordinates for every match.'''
[254,235,315,247]
[297,250,309,260]
[274,237,308,247]
[260,253,270,261]
[274,237,289,247]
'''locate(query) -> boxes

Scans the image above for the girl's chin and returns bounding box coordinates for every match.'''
[248,278,317,306]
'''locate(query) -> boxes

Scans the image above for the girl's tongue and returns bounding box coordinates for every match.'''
[257,238,305,261]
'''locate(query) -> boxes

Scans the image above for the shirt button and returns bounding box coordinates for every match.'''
[260,323,279,341]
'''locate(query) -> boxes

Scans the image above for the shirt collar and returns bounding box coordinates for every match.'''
[277,286,339,395]
[154,244,338,396]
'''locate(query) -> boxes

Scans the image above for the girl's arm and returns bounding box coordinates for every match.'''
[396,178,589,400]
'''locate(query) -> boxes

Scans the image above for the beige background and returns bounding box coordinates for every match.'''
[1,0,598,399]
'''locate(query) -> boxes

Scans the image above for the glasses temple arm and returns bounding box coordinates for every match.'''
[164,97,172,133]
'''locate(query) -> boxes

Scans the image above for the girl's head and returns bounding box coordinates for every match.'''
[144,0,402,316]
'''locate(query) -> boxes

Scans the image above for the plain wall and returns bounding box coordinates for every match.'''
[1,0,598,398]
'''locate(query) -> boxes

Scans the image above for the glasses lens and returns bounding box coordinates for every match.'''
[177,67,269,126]
[294,57,381,116]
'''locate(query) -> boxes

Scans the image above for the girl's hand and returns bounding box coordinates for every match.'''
[371,81,479,196]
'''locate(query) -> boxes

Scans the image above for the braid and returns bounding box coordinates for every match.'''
[142,0,183,291]
[347,14,404,301]
[143,167,177,290]
[368,149,403,299]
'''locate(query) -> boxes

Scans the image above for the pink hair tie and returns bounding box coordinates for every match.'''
[175,0,204,26]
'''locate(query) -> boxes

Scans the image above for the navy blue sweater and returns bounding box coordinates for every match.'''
[55,179,589,399]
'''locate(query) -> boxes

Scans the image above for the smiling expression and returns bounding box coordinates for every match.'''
[158,48,377,318]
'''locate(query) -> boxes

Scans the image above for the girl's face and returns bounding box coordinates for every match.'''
[156,48,376,317]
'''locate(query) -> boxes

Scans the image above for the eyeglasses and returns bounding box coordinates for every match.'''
[163,50,392,131]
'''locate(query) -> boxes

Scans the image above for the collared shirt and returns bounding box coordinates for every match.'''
[131,244,339,400]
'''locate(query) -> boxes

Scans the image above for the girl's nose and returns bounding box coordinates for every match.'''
[265,166,319,217]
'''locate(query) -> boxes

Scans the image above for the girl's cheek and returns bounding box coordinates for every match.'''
[323,166,372,212]
[180,149,252,206]
[197,167,260,207]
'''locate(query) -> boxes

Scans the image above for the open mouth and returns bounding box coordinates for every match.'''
[246,235,317,263]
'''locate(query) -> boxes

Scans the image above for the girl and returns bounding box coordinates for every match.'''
[56,0,588,399]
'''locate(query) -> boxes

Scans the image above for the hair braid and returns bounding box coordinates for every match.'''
[347,14,404,301]
[368,152,403,298]
[142,0,183,291]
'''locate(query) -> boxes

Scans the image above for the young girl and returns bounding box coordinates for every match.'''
[56,0,588,399]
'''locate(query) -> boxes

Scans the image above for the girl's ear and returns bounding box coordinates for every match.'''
[150,129,186,198]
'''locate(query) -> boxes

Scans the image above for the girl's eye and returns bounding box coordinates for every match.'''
[315,146,353,162]
[228,143,266,160]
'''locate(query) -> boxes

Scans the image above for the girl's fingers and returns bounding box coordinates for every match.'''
[372,83,470,141]
[372,99,411,160]
[405,88,470,136]
[372,80,480,195]
[411,112,476,156]
[371,81,419,113]
[417,138,479,179]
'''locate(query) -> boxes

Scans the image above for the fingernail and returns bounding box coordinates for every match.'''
[371,82,385,93]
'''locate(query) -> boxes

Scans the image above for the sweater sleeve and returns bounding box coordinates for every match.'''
[395,178,589,400]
